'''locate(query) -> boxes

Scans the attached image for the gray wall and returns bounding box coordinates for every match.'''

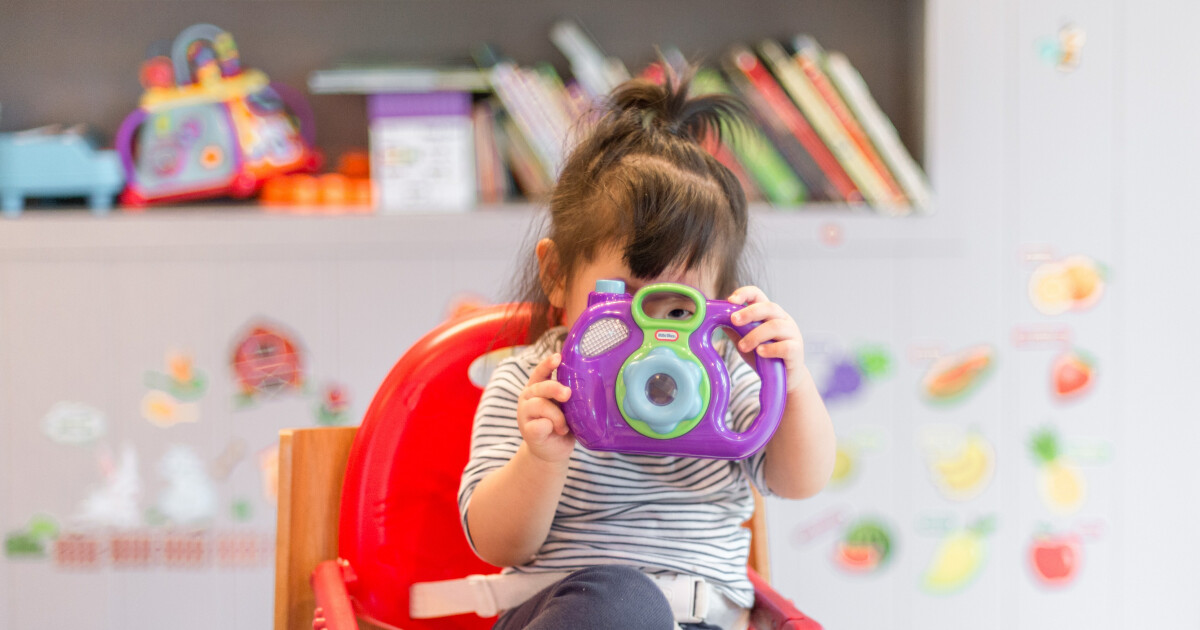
[0,0,925,162]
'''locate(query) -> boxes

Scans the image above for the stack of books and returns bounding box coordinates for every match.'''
[308,24,929,214]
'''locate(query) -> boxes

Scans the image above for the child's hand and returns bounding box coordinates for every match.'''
[518,353,575,464]
[727,286,810,394]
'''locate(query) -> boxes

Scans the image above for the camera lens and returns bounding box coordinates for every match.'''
[645,373,677,406]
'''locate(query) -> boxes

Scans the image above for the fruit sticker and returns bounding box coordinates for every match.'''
[1029,528,1082,588]
[1029,426,1087,515]
[924,427,996,501]
[921,516,994,594]
[1051,348,1096,401]
[921,345,995,405]
[829,425,886,490]
[1029,255,1106,315]
[819,345,892,405]
[830,445,857,487]
[230,321,307,406]
[834,518,894,574]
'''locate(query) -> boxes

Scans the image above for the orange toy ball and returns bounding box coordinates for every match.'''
[349,179,374,206]
[260,176,293,205]
[318,174,349,205]
[337,150,371,179]
[291,175,320,206]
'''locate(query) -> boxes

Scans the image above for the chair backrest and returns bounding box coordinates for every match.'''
[338,304,531,630]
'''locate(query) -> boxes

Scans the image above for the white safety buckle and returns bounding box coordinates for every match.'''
[656,573,709,624]
[466,574,499,618]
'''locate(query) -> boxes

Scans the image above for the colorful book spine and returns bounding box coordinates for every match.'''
[823,50,931,210]
[791,36,909,212]
[497,113,552,199]
[757,39,894,208]
[724,45,861,203]
[487,61,560,181]
[472,100,507,204]
[721,51,837,201]
[691,69,806,206]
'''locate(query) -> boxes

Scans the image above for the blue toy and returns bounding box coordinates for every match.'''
[0,126,124,216]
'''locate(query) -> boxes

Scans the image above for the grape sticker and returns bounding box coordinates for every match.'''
[833,517,894,574]
[921,516,994,594]
[817,343,892,405]
[1029,426,1087,515]
[920,345,995,405]
[1028,255,1106,315]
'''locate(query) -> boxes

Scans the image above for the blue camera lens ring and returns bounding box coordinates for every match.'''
[622,346,703,435]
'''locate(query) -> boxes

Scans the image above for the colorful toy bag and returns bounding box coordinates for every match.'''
[558,281,787,460]
[116,24,319,206]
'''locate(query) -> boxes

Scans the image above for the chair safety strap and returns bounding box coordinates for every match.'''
[410,570,714,624]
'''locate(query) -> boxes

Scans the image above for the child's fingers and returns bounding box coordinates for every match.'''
[522,417,554,442]
[520,400,571,439]
[736,319,795,353]
[727,285,768,306]
[526,352,562,386]
[524,379,572,403]
[731,301,788,326]
[754,338,801,359]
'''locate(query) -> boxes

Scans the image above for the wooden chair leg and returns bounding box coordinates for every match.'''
[274,427,358,630]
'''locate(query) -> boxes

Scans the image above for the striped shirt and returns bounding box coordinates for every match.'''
[458,327,773,608]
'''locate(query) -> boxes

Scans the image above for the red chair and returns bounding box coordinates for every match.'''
[274,304,821,630]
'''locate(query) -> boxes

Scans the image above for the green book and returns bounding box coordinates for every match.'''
[692,69,807,206]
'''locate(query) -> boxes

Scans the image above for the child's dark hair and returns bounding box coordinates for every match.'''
[515,62,752,340]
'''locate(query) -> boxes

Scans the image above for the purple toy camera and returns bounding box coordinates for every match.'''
[557,281,786,460]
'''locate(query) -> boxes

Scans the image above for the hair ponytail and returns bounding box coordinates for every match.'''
[512,59,753,340]
[607,64,746,146]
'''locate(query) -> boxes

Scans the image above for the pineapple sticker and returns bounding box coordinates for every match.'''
[1029,426,1086,514]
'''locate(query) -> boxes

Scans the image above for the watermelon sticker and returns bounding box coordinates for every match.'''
[833,518,894,574]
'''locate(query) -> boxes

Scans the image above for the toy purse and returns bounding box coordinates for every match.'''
[116,23,319,206]
[557,281,786,460]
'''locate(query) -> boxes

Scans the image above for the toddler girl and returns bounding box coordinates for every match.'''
[458,65,836,630]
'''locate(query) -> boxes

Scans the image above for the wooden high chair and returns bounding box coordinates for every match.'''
[273,304,821,630]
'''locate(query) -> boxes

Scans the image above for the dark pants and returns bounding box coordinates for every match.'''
[493,565,723,630]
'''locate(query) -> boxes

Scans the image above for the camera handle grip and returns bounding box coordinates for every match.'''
[697,302,788,455]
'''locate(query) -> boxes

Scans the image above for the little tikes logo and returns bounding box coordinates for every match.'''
[655,330,679,342]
